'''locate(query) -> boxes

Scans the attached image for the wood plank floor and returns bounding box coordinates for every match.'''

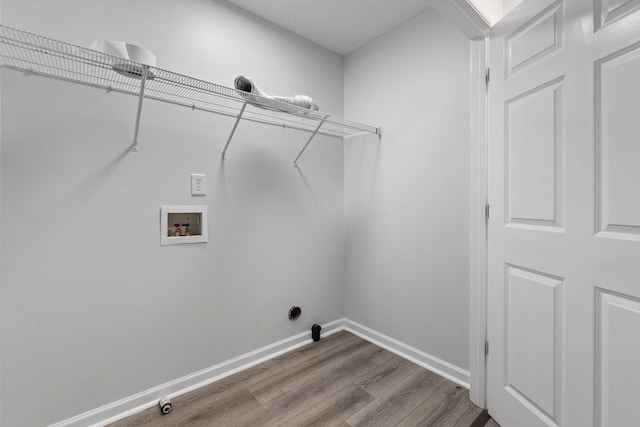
[109,331,483,427]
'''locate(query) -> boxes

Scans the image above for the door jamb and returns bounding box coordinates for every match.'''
[469,37,489,407]
[431,0,491,408]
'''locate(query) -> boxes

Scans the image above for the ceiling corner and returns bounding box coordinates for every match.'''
[431,0,493,40]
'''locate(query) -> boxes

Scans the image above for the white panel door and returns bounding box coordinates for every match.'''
[487,0,640,426]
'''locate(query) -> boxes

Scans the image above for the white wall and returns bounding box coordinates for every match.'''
[344,9,472,371]
[502,0,525,16]
[0,1,345,426]
[0,0,3,422]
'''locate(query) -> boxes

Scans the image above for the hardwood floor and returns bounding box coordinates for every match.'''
[109,331,483,426]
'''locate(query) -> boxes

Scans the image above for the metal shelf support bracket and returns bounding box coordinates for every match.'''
[131,65,149,152]
[222,101,248,160]
[294,115,329,166]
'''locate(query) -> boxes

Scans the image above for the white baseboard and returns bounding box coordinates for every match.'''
[49,318,469,427]
[49,319,344,427]
[342,319,471,389]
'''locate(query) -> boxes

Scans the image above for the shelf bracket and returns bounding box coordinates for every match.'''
[293,115,329,166]
[221,101,248,160]
[131,65,149,152]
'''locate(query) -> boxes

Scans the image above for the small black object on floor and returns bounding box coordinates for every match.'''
[311,324,321,341]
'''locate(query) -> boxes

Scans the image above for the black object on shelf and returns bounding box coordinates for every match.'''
[311,324,321,342]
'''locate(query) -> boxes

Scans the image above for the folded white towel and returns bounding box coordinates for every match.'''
[234,75,319,112]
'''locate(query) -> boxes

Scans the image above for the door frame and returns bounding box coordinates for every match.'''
[469,38,489,408]
[432,0,491,409]
[432,0,491,408]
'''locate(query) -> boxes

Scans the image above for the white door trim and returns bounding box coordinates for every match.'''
[432,1,490,408]
[469,37,489,408]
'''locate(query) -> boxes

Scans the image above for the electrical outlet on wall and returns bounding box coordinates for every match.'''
[191,174,206,196]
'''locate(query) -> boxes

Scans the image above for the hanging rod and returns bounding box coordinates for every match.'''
[0,24,382,160]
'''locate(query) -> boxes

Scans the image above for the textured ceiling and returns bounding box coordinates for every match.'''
[222,0,433,55]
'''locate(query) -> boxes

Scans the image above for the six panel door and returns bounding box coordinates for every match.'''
[487,0,640,426]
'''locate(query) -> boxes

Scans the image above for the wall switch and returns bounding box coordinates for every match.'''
[191,174,206,196]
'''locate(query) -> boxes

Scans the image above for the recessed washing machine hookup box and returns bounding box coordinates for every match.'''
[160,206,208,245]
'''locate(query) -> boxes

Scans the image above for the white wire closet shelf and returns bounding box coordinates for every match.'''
[0,24,381,164]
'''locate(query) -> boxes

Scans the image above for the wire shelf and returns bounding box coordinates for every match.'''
[0,24,381,161]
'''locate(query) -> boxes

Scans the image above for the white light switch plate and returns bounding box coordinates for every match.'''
[191,174,206,196]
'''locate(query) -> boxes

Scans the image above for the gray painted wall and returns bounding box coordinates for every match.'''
[0,1,345,426]
[344,9,472,371]
[0,0,2,422]
[0,3,475,426]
